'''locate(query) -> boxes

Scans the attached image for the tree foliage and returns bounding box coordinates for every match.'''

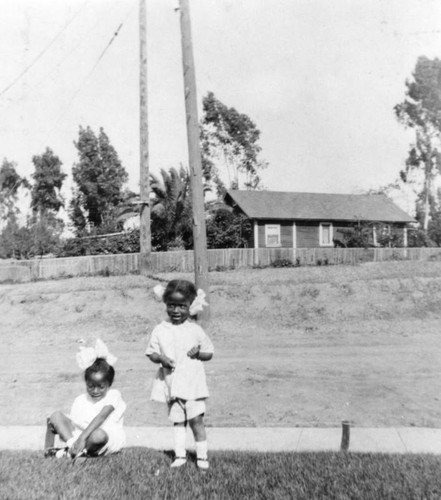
[150,166,193,251]
[0,215,62,259]
[31,148,66,216]
[206,208,252,248]
[70,126,128,232]
[200,92,267,194]
[395,56,441,231]
[336,222,404,248]
[59,229,140,257]
[0,159,28,223]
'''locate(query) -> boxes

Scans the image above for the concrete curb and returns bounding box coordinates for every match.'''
[2,426,441,454]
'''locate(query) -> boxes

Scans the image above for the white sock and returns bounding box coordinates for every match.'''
[65,437,76,448]
[196,440,208,460]
[174,426,187,458]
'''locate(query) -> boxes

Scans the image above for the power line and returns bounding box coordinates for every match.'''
[88,23,124,76]
[42,6,136,146]
[23,3,122,99]
[0,0,90,99]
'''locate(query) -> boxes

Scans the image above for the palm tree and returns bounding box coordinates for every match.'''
[116,166,212,250]
[151,165,220,250]
[150,166,193,250]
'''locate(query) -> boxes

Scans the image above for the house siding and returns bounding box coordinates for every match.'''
[248,219,409,249]
[296,221,318,247]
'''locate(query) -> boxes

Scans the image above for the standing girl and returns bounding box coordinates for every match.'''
[146,279,213,470]
[44,339,126,459]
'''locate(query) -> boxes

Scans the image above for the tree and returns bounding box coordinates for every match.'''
[70,126,128,231]
[395,56,441,232]
[0,158,28,223]
[206,208,252,248]
[30,148,66,217]
[27,216,63,257]
[0,216,62,259]
[200,92,267,194]
[150,166,193,251]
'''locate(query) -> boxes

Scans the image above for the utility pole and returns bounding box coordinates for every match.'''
[139,0,151,274]
[178,0,210,321]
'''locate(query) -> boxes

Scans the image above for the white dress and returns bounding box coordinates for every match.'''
[69,388,126,454]
[146,320,214,402]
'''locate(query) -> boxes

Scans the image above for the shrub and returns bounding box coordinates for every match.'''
[206,209,252,249]
[211,264,235,272]
[58,229,140,257]
[271,258,294,268]
[316,258,329,266]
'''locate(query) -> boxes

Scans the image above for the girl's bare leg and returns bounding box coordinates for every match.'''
[85,429,109,456]
[189,415,206,442]
[44,418,56,449]
[46,411,75,445]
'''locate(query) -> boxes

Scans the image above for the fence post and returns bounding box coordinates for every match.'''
[340,420,350,452]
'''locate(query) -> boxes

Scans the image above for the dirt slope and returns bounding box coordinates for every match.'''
[1,261,441,428]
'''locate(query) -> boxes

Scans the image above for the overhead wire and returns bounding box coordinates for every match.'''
[19,1,124,101]
[0,0,91,99]
[42,3,137,146]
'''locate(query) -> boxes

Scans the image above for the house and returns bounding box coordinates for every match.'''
[224,190,416,248]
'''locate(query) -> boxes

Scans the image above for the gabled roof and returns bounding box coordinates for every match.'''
[224,190,415,223]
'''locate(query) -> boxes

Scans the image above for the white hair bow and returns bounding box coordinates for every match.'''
[153,284,166,301]
[76,339,117,370]
[189,289,208,316]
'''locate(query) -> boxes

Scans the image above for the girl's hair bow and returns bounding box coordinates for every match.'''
[76,339,117,370]
[189,289,208,316]
[153,284,166,301]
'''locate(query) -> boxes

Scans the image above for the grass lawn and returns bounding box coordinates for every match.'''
[1,260,441,428]
[1,449,441,499]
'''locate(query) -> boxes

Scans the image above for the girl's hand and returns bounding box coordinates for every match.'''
[187,345,200,359]
[160,356,176,371]
[70,437,86,457]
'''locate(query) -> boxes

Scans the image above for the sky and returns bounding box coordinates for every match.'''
[1,0,441,218]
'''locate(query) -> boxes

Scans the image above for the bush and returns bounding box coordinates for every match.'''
[408,228,436,247]
[206,209,252,249]
[271,258,294,268]
[58,229,140,257]
[211,264,235,272]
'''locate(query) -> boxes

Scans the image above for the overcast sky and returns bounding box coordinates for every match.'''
[1,0,441,214]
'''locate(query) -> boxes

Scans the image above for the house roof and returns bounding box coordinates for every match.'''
[224,190,415,223]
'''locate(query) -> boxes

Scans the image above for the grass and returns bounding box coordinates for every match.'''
[1,449,441,499]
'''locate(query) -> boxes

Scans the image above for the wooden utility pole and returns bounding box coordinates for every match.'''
[139,0,151,274]
[178,0,210,321]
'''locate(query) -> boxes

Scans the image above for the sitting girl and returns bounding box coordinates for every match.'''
[44,339,126,458]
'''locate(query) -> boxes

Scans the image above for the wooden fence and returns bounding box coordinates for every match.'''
[1,247,441,282]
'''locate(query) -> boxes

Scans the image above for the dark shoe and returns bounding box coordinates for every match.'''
[44,447,64,458]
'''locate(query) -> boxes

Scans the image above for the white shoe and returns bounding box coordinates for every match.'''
[55,448,70,459]
[197,458,209,470]
[171,457,187,468]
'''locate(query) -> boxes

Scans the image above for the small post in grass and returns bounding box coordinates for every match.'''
[340,420,350,452]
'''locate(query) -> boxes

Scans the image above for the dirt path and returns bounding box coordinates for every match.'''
[2,261,441,427]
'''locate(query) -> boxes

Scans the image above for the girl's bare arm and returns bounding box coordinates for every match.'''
[187,345,213,361]
[70,406,114,456]
[147,352,175,369]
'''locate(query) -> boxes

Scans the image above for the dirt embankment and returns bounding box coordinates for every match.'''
[1,261,441,428]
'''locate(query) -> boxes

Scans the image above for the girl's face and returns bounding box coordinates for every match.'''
[86,371,110,401]
[166,291,191,325]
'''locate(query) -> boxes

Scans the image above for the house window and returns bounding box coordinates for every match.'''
[319,223,333,246]
[265,224,281,247]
